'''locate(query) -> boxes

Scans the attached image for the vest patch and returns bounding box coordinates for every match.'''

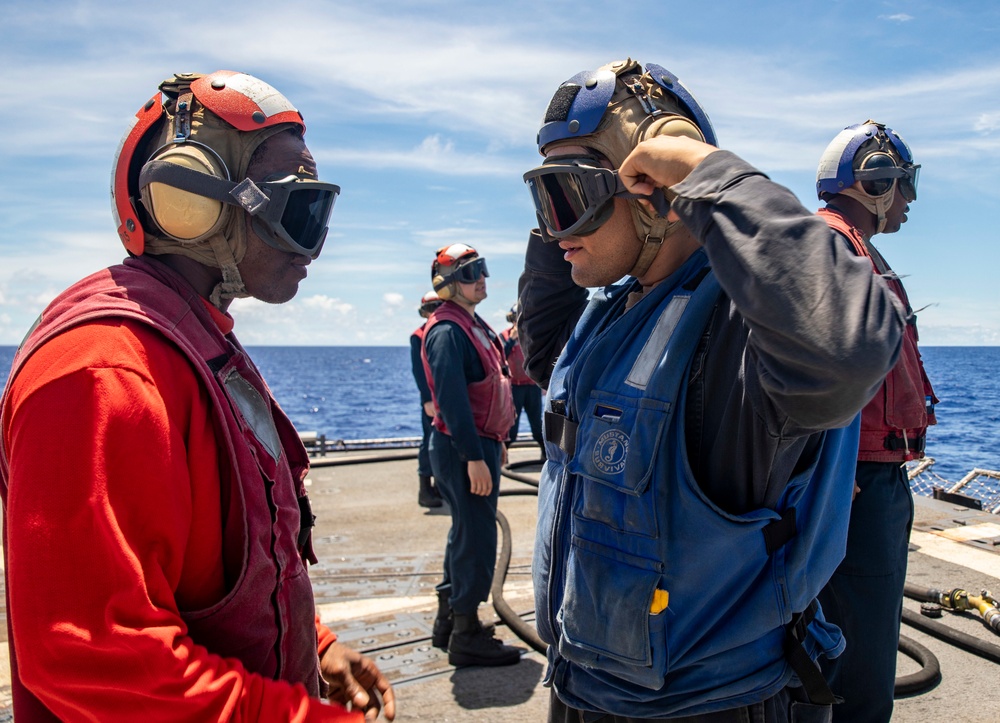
[225,369,282,461]
[593,429,629,474]
[471,325,491,350]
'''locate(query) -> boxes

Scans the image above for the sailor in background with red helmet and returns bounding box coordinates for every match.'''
[0,71,393,721]
[410,290,444,508]
[420,243,521,667]
[500,301,545,454]
[815,121,938,723]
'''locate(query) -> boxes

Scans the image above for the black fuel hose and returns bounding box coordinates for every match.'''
[900,606,1000,665]
[894,635,941,697]
[493,505,547,655]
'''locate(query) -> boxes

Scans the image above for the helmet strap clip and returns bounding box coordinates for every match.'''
[625,79,662,118]
[172,91,194,143]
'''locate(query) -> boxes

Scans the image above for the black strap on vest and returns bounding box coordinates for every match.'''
[297,494,316,552]
[784,600,839,706]
[206,353,230,373]
[762,508,797,555]
[545,410,577,457]
[884,433,925,454]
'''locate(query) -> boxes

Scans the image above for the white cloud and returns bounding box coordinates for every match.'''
[300,295,354,314]
[879,13,914,22]
[383,292,404,307]
[974,112,1000,134]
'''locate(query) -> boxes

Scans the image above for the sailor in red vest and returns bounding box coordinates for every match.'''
[501,302,545,454]
[0,71,393,721]
[815,121,938,723]
[410,290,444,507]
[420,243,520,667]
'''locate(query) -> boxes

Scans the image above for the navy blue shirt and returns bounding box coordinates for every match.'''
[409,327,432,404]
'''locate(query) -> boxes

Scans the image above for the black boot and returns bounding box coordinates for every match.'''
[431,589,453,649]
[448,613,520,667]
[418,475,442,508]
[432,593,493,649]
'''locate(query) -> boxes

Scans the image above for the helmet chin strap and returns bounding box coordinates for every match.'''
[626,204,680,279]
[207,234,249,308]
[839,186,894,234]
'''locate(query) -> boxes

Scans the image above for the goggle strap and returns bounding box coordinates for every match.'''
[230,178,270,215]
[140,160,247,207]
[853,166,911,181]
[619,187,672,218]
[610,171,671,217]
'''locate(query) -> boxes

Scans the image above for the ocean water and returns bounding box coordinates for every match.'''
[1,345,998,492]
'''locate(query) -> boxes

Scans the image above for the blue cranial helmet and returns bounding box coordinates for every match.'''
[816,121,919,201]
[536,59,718,157]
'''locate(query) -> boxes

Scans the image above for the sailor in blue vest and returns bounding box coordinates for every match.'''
[518,59,907,722]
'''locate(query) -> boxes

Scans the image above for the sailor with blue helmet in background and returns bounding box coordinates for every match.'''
[815,121,938,723]
[517,58,907,722]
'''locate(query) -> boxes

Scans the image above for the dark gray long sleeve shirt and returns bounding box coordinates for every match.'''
[517,150,905,514]
[409,328,433,405]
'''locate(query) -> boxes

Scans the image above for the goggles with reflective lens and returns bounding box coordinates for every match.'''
[523,156,671,240]
[139,160,340,258]
[447,257,489,284]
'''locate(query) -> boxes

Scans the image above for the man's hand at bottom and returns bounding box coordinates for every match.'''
[321,642,396,720]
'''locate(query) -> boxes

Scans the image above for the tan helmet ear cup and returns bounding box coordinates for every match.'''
[643,116,704,143]
[140,144,228,241]
[432,274,454,300]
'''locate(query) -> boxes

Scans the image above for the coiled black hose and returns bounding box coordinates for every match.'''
[493,460,978,700]
[894,635,941,696]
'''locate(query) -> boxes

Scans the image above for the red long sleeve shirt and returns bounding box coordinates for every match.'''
[2,316,359,722]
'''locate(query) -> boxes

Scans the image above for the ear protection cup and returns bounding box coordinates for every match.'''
[140,143,230,242]
[857,151,898,197]
[641,115,705,144]
[432,274,454,300]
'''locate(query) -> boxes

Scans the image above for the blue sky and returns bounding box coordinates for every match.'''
[2,0,999,346]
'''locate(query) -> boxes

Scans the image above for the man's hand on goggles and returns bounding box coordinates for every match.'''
[524,155,671,239]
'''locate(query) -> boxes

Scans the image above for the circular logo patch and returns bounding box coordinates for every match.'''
[593,429,629,474]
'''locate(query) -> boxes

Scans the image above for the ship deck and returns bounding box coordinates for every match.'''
[2,445,998,721]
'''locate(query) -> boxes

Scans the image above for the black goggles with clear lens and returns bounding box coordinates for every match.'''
[854,163,920,202]
[449,257,489,284]
[523,156,671,240]
[139,161,340,258]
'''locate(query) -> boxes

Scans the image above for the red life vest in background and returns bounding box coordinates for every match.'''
[501,327,534,385]
[421,301,515,441]
[0,256,323,720]
[819,207,938,462]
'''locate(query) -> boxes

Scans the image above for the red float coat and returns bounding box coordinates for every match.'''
[819,207,938,461]
[0,256,360,722]
[500,327,534,386]
[421,301,515,441]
